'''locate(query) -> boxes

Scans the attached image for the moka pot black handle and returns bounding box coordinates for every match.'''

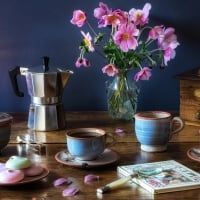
[8,66,24,97]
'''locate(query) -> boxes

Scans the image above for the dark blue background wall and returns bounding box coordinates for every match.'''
[0,0,199,112]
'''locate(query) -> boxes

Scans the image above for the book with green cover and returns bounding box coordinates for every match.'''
[117,160,200,194]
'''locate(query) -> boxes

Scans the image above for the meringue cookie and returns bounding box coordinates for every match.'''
[0,169,24,184]
[0,162,6,171]
[23,164,44,177]
[5,156,31,170]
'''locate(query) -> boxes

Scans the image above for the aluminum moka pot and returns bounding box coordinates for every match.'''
[9,56,73,131]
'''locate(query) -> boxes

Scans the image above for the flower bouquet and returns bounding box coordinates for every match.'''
[70,2,179,120]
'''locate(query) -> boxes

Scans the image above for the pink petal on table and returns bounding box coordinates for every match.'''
[84,174,99,184]
[53,177,72,186]
[115,128,126,136]
[62,187,79,197]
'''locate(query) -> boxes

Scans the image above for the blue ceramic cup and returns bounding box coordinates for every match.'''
[66,128,114,160]
[134,111,184,152]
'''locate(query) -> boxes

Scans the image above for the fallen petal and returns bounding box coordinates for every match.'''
[62,187,79,197]
[115,128,126,136]
[53,177,72,186]
[84,174,99,183]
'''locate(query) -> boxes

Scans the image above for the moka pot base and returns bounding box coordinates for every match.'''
[28,103,66,131]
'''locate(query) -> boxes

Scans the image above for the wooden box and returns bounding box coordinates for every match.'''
[175,68,200,125]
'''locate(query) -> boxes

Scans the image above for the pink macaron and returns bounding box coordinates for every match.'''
[0,162,6,171]
[23,164,44,177]
[0,169,24,184]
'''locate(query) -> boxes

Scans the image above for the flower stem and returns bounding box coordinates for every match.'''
[87,21,98,36]
[107,70,138,120]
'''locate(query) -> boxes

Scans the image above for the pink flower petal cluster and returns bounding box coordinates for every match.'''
[94,2,112,19]
[163,47,176,66]
[101,10,128,27]
[129,3,151,25]
[158,28,179,50]
[70,2,179,83]
[102,64,118,77]
[75,57,91,68]
[148,26,179,65]
[81,31,94,52]
[94,2,128,27]
[70,10,87,27]
[134,67,152,82]
[148,25,164,40]
[113,24,139,52]
[159,28,179,65]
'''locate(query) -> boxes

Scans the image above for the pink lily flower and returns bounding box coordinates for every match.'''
[163,47,176,65]
[102,64,118,77]
[82,58,91,67]
[102,13,121,27]
[75,57,83,68]
[129,3,151,26]
[113,24,139,52]
[75,57,91,67]
[102,9,128,27]
[81,31,94,52]
[94,2,112,19]
[70,10,87,27]
[113,9,128,25]
[158,27,179,50]
[134,67,152,82]
[148,25,164,40]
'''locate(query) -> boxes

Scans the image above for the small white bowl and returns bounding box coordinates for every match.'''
[0,113,13,151]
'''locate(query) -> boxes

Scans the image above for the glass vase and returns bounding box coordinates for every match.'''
[106,70,139,120]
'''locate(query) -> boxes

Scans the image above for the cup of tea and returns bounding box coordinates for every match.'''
[134,111,184,152]
[66,128,114,160]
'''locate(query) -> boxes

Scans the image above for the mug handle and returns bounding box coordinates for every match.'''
[169,117,184,139]
[106,133,116,147]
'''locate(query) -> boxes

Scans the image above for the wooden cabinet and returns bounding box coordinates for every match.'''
[175,68,200,125]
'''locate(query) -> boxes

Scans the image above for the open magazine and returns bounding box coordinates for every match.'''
[117,160,200,194]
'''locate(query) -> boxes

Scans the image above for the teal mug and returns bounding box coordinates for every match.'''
[134,111,184,152]
[66,128,114,160]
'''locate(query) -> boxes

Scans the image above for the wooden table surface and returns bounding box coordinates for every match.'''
[0,111,200,200]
